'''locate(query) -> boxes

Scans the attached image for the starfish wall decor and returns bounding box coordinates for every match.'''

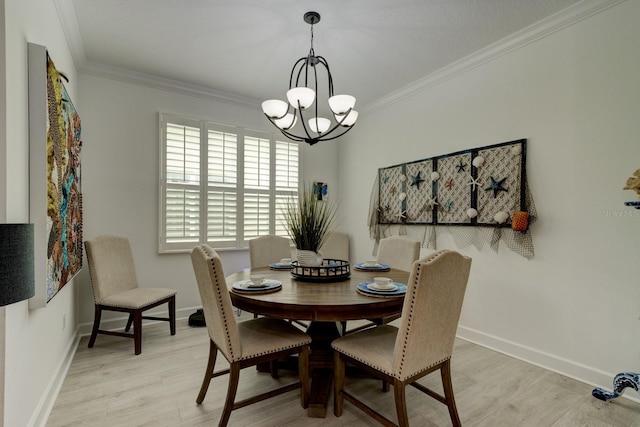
[485,176,509,198]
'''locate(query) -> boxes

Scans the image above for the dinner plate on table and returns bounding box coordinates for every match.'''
[353,262,390,271]
[356,282,406,296]
[231,279,282,293]
[269,262,292,270]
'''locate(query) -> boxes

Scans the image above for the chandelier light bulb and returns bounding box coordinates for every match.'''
[328,94,356,115]
[261,99,289,119]
[287,87,315,110]
[274,113,297,130]
[308,117,331,134]
[335,110,358,127]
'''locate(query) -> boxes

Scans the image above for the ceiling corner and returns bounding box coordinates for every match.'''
[53,0,86,69]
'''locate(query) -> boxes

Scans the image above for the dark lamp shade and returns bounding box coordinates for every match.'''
[0,224,35,306]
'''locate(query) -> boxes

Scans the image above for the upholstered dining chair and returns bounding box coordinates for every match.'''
[190,244,311,427]
[84,235,176,355]
[332,250,471,427]
[319,231,350,261]
[248,234,291,268]
[376,235,420,272]
[344,235,421,335]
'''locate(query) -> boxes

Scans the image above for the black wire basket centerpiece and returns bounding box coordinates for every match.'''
[290,259,350,283]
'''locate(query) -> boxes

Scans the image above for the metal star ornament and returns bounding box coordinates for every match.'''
[485,176,509,198]
[410,171,426,189]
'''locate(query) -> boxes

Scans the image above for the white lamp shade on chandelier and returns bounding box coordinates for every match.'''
[261,11,358,145]
[328,95,355,115]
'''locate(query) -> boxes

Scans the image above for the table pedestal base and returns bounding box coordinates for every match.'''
[306,321,341,418]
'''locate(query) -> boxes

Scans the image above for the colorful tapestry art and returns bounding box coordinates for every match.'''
[44,53,83,301]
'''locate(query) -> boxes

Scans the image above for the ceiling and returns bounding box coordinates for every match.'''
[64,0,580,110]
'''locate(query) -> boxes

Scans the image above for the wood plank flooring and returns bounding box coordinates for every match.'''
[46,315,640,426]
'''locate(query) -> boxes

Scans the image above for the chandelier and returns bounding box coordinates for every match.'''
[261,11,358,146]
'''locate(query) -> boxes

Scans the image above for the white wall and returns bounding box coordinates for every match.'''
[339,0,640,390]
[2,0,79,426]
[75,73,338,328]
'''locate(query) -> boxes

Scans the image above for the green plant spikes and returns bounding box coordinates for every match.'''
[283,184,337,253]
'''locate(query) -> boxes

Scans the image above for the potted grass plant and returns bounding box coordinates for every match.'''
[283,183,337,266]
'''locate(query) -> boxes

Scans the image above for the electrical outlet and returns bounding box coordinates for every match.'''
[62,313,66,330]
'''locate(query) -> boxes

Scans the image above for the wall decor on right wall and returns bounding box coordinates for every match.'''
[368,139,537,259]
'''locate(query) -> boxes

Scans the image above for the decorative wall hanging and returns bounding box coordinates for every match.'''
[28,43,83,307]
[369,139,537,259]
[623,168,640,209]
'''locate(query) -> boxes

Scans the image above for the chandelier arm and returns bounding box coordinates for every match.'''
[315,56,334,96]
[263,114,306,142]
[296,101,315,141]
[313,61,319,130]
[314,123,355,142]
[290,57,307,89]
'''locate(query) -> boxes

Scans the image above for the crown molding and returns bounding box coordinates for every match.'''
[80,61,262,110]
[56,0,626,113]
[364,0,628,113]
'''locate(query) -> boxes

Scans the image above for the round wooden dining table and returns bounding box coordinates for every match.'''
[226,265,410,418]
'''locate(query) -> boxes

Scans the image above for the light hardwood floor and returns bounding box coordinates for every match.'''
[47,315,640,426]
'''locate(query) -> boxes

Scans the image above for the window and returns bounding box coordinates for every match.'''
[159,114,299,252]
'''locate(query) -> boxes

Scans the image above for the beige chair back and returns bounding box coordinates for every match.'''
[249,235,291,268]
[376,236,420,272]
[319,231,350,261]
[393,250,471,381]
[85,235,139,304]
[191,244,241,361]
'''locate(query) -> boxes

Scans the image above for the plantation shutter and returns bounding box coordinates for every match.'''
[243,135,271,240]
[207,128,238,243]
[160,113,300,252]
[274,140,299,237]
[164,121,200,244]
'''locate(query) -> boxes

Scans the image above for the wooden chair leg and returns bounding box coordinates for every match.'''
[393,379,409,427]
[88,305,102,348]
[169,296,176,335]
[125,313,134,332]
[441,359,461,427]
[269,360,279,378]
[333,352,345,417]
[196,341,218,404]
[298,345,310,409]
[219,363,241,427]
[133,310,143,355]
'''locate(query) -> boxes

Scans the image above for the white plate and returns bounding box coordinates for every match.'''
[363,263,381,268]
[245,280,268,288]
[367,282,398,292]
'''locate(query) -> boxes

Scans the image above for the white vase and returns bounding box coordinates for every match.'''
[296,249,323,267]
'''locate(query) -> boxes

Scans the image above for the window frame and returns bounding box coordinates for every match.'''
[159,113,300,253]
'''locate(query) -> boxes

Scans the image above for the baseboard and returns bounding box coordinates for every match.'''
[457,325,640,404]
[29,329,80,427]
[77,306,201,336]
